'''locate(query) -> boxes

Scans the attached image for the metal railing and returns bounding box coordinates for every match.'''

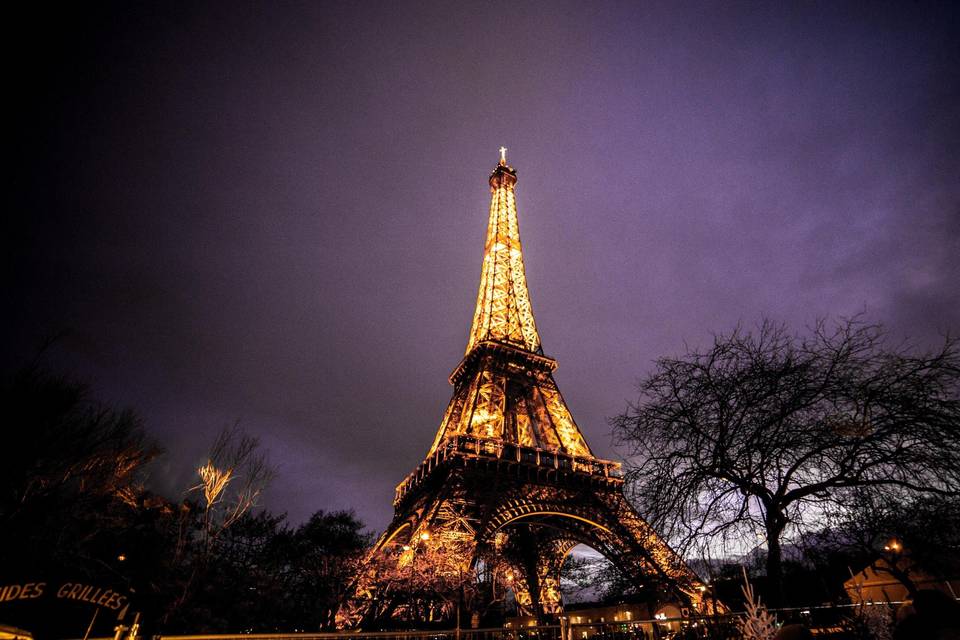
[394,436,623,505]
[140,598,958,640]
[158,627,563,640]
[562,599,939,639]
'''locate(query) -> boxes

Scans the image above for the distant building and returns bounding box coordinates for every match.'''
[845,558,960,603]
[507,602,691,637]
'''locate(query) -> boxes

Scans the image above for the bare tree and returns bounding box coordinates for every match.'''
[166,425,274,622]
[611,318,960,604]
[1,364,160,575]
[193,425,274,542]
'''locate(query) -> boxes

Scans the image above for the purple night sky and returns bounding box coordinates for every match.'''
[6,2,959,532]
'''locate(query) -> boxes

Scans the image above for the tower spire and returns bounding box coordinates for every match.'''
[465,150,541,355]
[427,151,591,458]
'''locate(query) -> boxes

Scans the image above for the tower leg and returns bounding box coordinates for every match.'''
[500,524,573,624]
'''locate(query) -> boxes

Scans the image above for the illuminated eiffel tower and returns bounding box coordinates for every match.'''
[344,150,706,626]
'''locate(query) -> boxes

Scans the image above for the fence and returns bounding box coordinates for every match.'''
[564,600,912,639]
[157,628,564,640]
[151,601,917,640]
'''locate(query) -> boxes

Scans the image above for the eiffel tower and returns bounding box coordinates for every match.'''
[344,150,706,626]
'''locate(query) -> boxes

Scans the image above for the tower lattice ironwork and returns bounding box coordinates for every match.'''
[341,152,707,627]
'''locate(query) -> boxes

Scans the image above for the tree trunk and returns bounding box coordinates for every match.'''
[764,515,786,607]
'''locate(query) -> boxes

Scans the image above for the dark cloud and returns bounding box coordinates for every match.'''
[5,1,958,530]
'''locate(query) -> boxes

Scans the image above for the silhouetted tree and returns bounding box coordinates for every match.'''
[559,553,642,605]
[0,365,172,637]
[285,510,371,630]
[612,318,960,605]
[0,365,160,575]
[160,509,370,633]
[164,510,288,632]
[0,365,370,635]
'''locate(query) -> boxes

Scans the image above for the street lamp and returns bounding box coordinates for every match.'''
[883,538,902,554]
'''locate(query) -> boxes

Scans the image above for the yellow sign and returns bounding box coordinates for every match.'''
[56,583,128,610]
[0,582,128,611]
[0,584,44,602]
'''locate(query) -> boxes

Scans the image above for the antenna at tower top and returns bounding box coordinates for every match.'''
[499,146,508,165]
